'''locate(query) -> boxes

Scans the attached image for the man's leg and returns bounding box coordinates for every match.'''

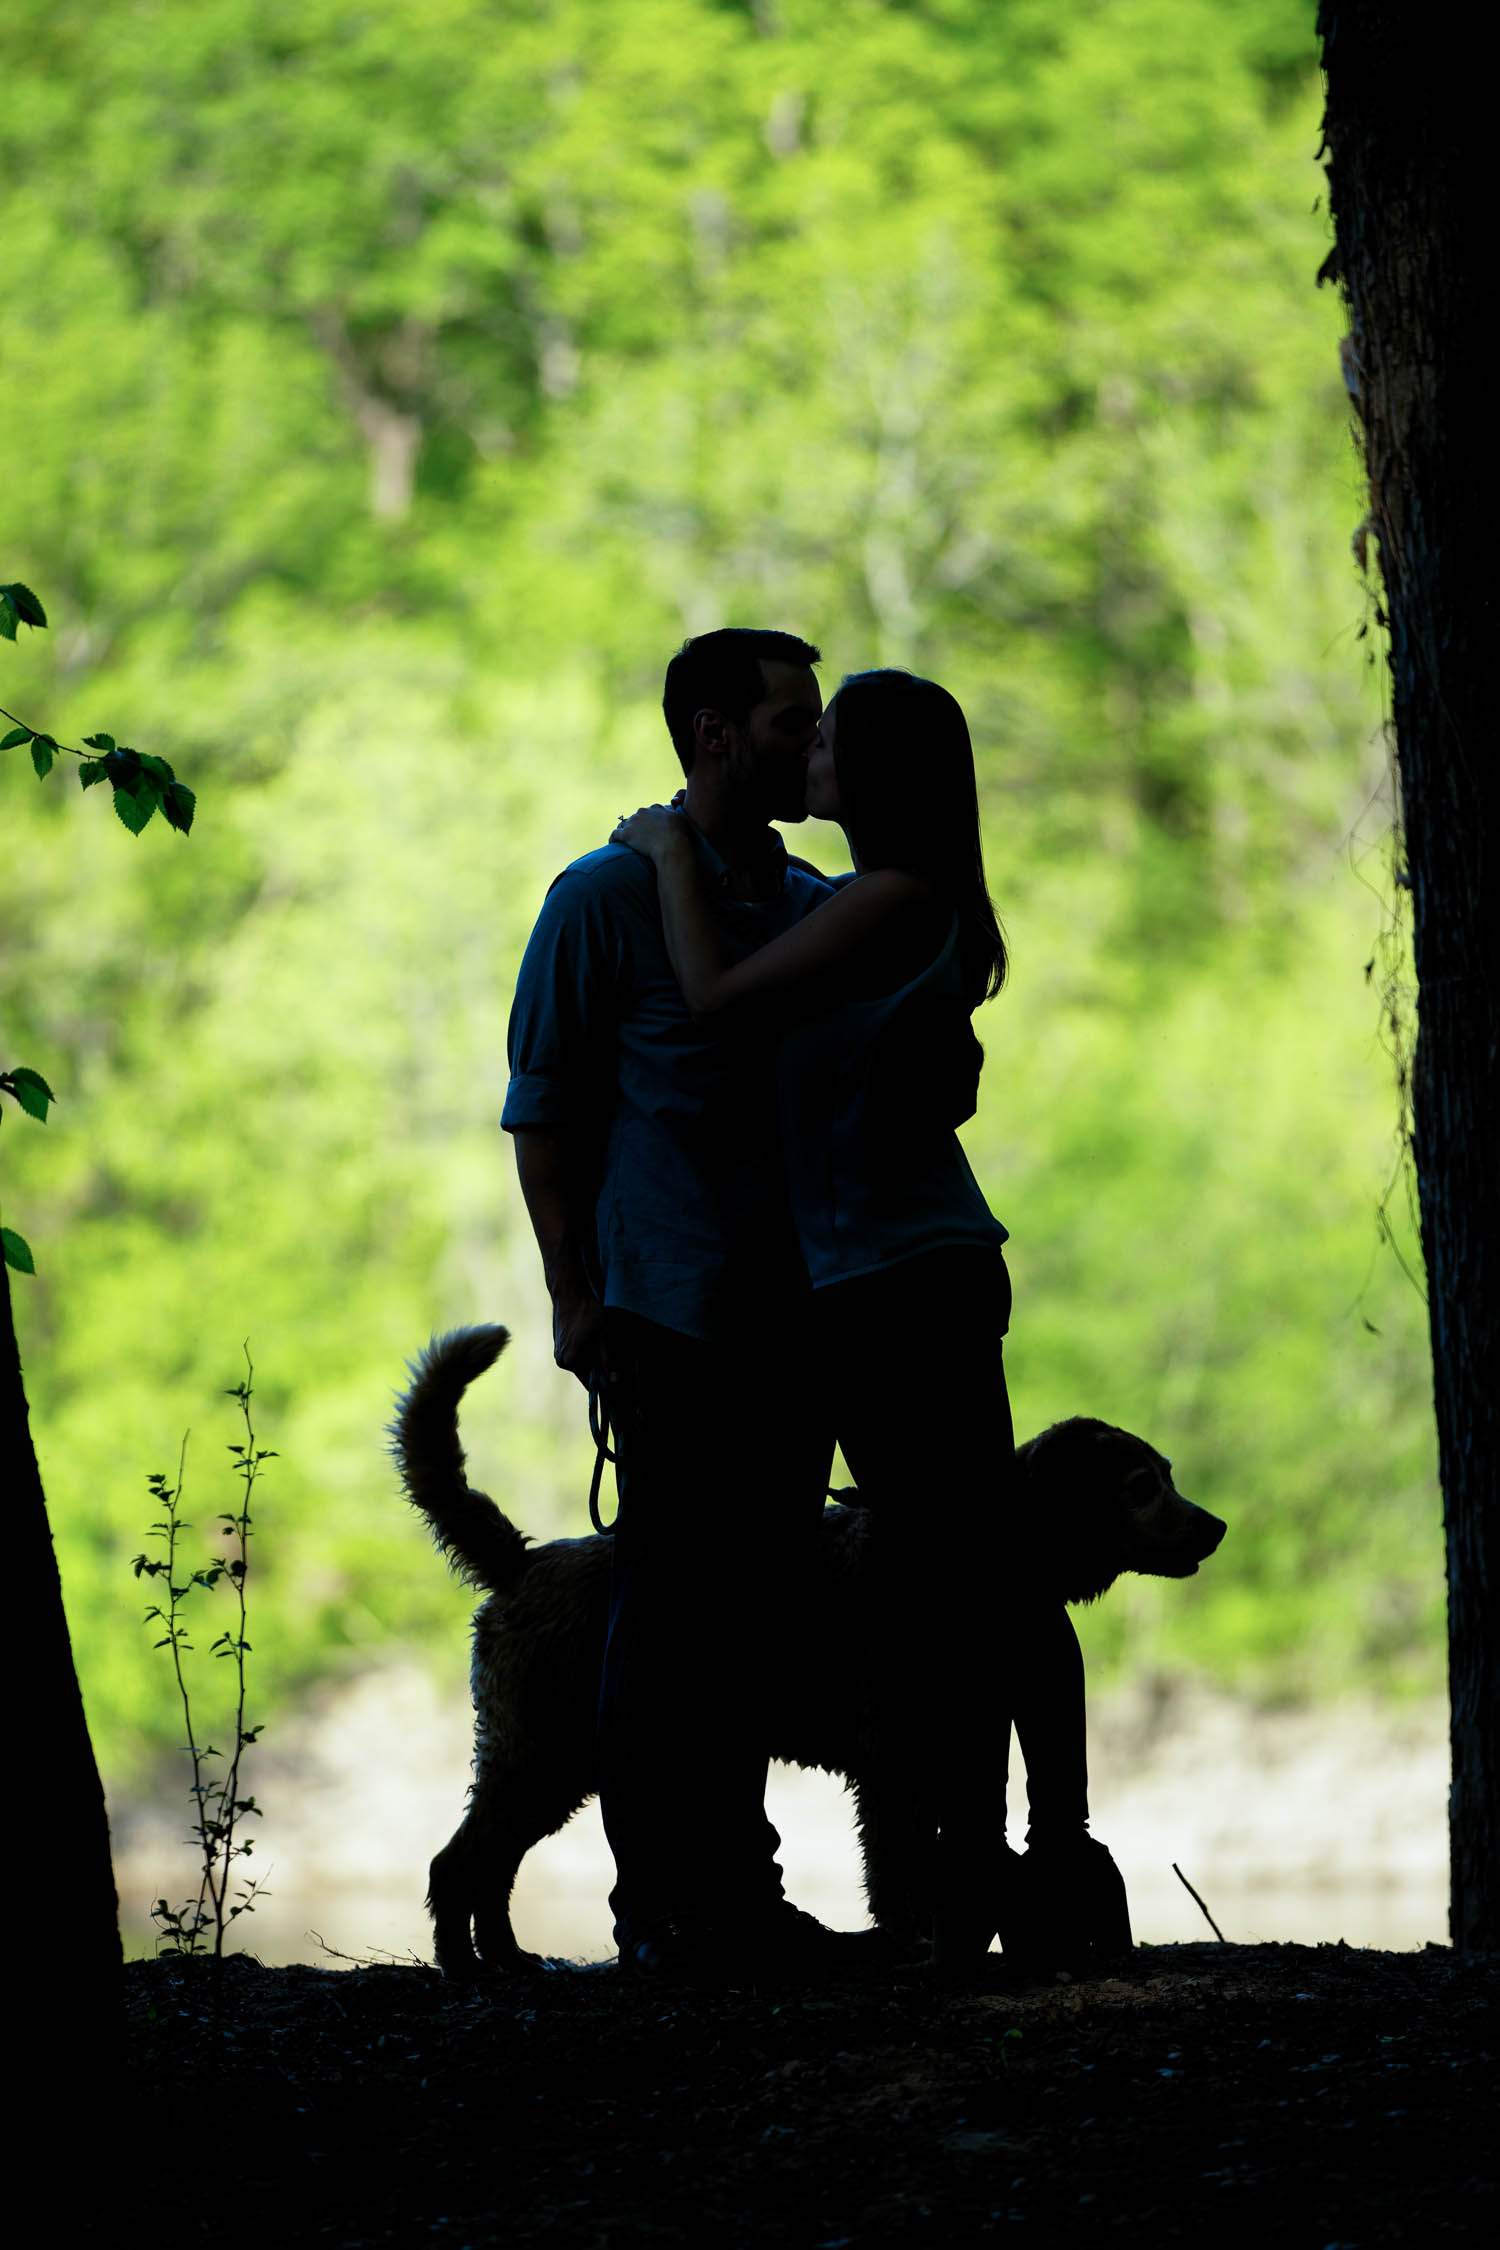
[595,1307,833,1951]
[714,1300,836,1913]
[596,1313,725,1941]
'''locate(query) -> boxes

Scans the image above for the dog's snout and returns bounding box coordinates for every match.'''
[1184,1500,1227,1556]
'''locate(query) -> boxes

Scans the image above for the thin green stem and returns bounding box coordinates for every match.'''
[214,1345,258,1959]
[159,1430,220,1956]
[0,702,88,759]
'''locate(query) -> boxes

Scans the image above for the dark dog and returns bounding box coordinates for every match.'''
[392,1324,1227,1979]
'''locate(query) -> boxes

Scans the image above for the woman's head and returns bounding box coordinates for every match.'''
[814,669,1007,1003]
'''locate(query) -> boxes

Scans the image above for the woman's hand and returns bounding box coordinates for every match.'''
[611,802,694,865]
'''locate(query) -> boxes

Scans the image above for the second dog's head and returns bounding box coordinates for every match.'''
[1017,1417,1227,1606]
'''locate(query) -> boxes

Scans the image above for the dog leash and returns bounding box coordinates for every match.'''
[587,1377,619,1535]
[587,1371,853,1527]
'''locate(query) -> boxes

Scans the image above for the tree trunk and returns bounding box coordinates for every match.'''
[3,1256,123,2062]
[1318,6,1497,1949]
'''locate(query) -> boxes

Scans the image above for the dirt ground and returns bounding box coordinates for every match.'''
[124,1940,1495,2246]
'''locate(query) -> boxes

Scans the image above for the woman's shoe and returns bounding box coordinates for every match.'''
[1011,1834,1132,1972]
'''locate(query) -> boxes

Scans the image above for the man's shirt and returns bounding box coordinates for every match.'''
[502,829,832,1340]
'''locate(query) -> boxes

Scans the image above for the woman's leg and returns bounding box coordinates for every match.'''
[818,1249,1080,1951]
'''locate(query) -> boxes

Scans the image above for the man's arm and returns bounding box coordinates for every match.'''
[511,1125,606,1387]
[501,860,628,1385]
[612,807,927,1019]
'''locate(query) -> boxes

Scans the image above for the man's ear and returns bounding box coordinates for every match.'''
[693,705,733,761]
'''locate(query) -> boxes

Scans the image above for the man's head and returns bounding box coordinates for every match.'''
[662,628,822,824]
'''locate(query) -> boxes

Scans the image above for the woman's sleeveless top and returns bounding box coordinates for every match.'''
[776,912,1008,1289]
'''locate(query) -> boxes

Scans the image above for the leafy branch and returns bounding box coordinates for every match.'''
[3,578,200,1274]
[0,709,196,836]
[0,583,195,834]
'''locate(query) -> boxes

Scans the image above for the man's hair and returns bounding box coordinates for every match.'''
[662,628,821,774]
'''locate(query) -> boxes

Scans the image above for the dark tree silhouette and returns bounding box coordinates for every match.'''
[4,584,197,2074]
[4,1258,122,2068]
[1318,6,1496,1949]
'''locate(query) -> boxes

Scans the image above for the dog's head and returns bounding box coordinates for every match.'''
[1017,1417,1227,1605]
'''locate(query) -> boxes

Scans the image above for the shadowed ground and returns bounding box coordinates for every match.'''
[123,1941,1495,2244]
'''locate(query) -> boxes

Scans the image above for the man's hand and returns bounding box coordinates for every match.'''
[512,1126,606,1388]
[551,1279,605,1387]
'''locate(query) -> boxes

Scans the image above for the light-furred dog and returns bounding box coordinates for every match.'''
[392,1324,1227,1979]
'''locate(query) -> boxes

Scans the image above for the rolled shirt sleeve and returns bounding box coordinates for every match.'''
[500,836,830,1338]
[502,865,625,1133]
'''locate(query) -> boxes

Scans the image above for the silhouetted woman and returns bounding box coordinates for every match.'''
[612,668,1123,1969]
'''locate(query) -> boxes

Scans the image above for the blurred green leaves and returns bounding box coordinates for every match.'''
[0,0,1431,1779]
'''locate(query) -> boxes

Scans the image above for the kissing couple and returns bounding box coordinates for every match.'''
[503,627,1124,1980]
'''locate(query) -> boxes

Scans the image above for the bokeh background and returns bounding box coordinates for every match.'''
[3,0,1442,1959]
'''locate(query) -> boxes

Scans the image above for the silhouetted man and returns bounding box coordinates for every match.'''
[503,628,839,1976]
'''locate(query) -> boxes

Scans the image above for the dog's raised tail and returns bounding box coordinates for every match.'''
[390,1325,531,1595]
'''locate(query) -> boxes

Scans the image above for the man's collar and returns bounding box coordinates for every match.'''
[690,820,789,897]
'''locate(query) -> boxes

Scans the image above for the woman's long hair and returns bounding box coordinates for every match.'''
[832,669,1007,1006]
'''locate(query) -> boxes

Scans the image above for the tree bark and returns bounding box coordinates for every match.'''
[3,1256,122,2061]
[1318,6,1497,1948]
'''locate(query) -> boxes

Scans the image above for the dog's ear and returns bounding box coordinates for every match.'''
[1018,1416,1118,1475]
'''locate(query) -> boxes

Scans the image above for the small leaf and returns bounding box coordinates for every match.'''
[31,741,55,780]
[82,733,116,752]
[2,1227,36,1275]
[164,781,196,834]
[138,752,176,785]
[113,785,155,835]
[1,583,47,628]
[79,759,109,789]
[0,726,30,750]
[5,1068,54,1122]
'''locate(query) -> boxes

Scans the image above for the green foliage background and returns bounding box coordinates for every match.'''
[2,0,1435,1789]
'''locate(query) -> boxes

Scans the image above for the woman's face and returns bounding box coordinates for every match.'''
[805,696,843,822]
